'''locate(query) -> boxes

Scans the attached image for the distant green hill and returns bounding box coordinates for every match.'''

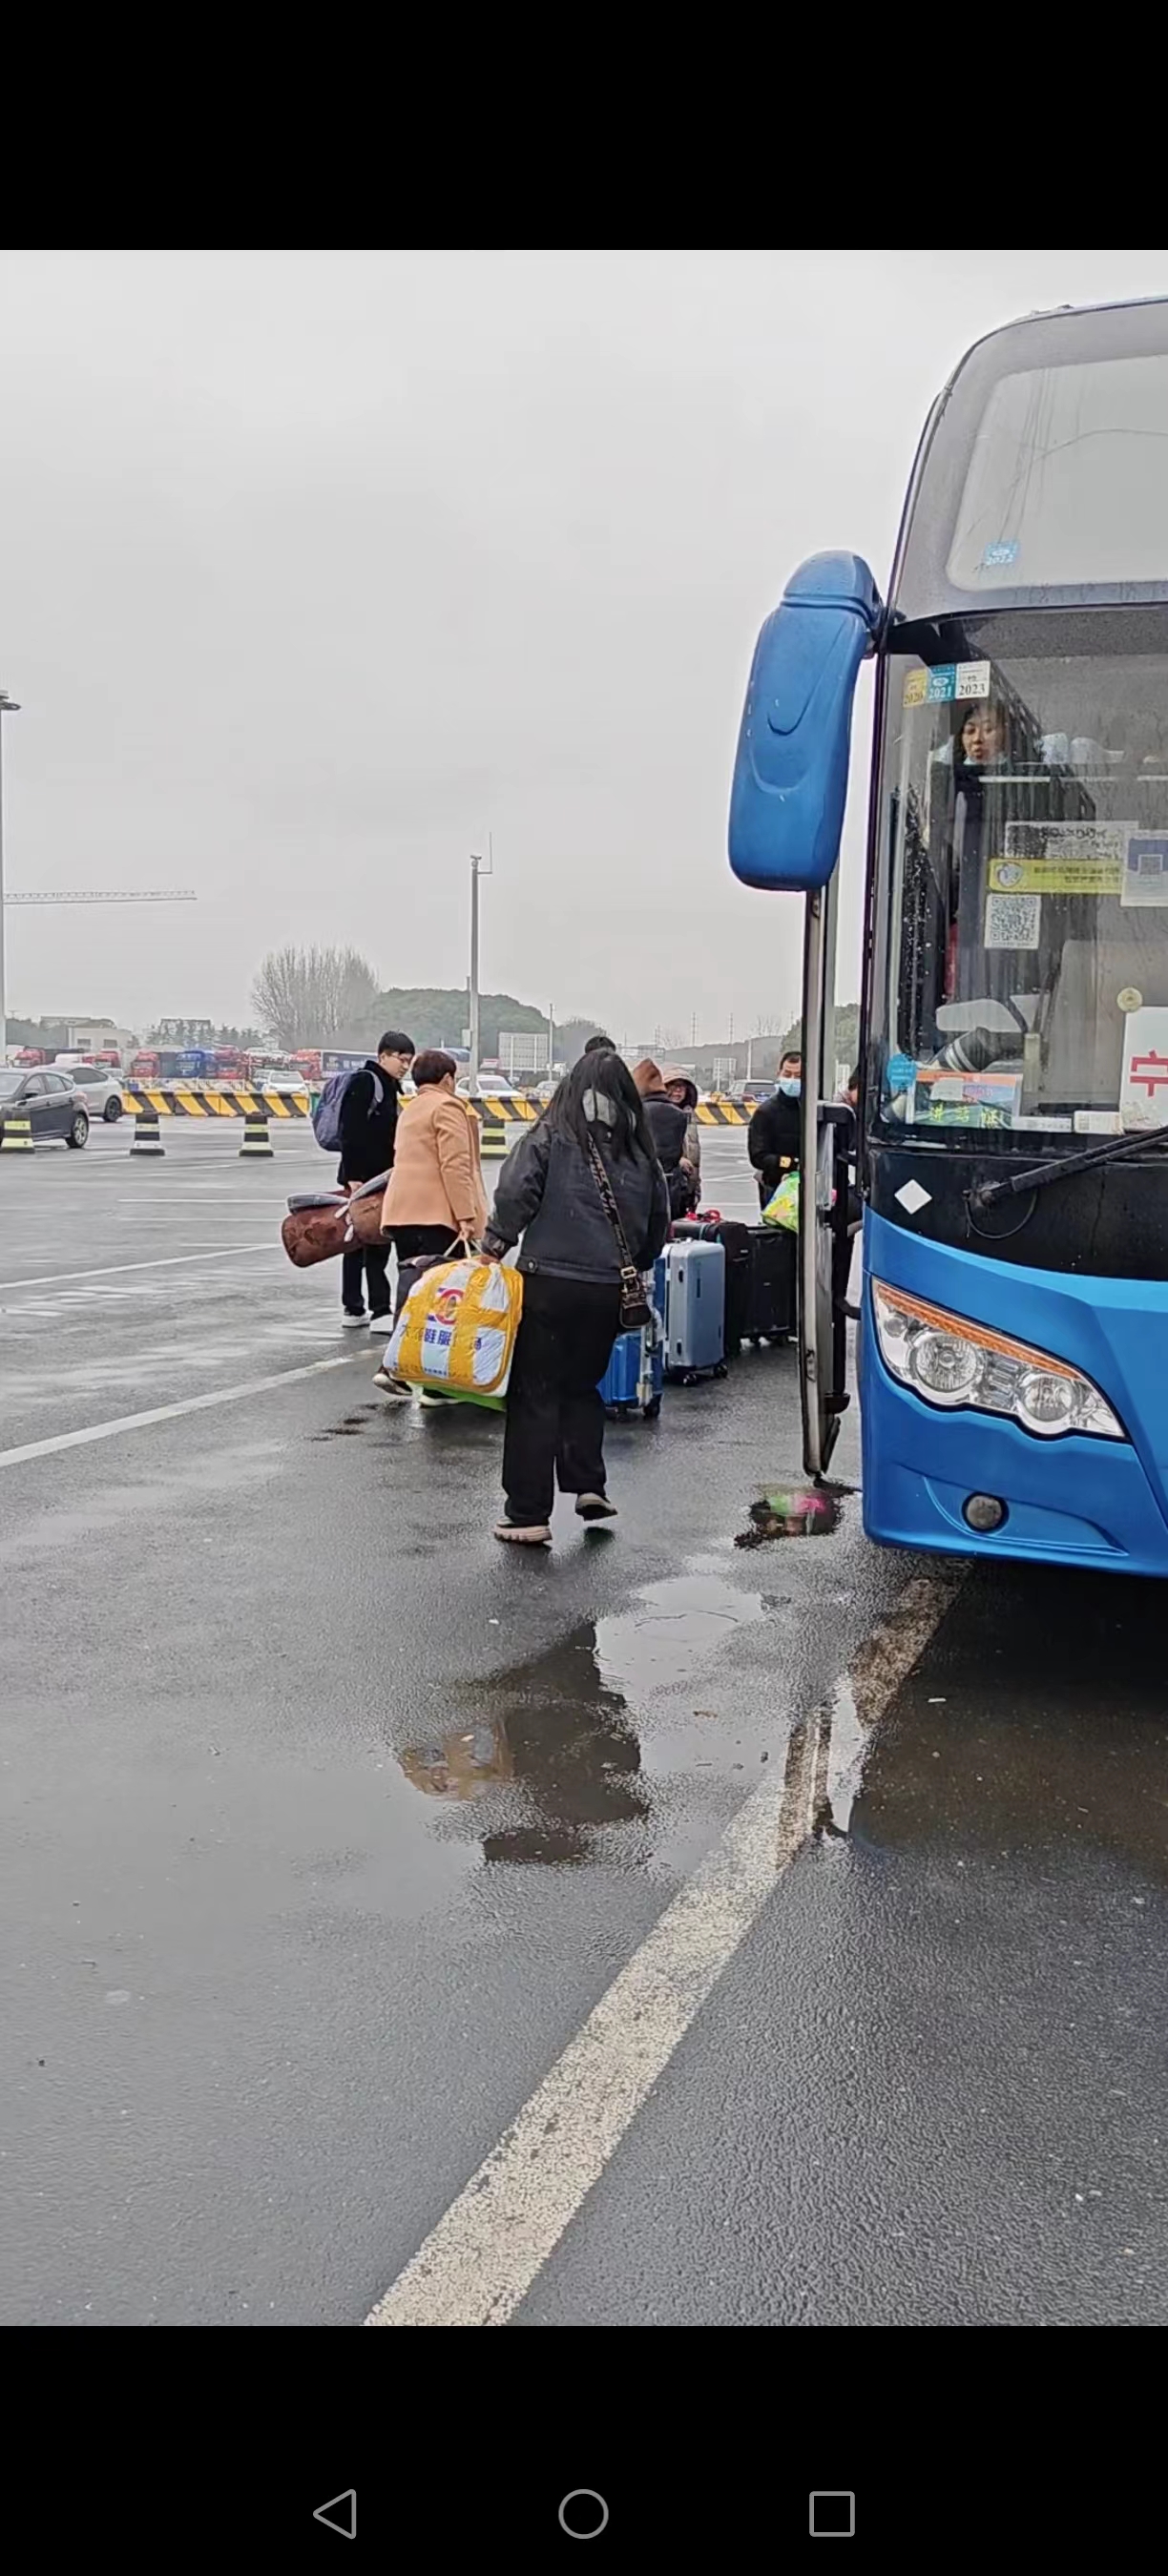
[372,988,595,1059]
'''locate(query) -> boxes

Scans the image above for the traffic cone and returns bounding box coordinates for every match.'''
[240,1107,274,1159]
[130,1108,165,1156]
[0,1113,34,1153]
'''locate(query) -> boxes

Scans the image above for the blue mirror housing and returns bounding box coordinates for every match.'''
[728,551,883,893]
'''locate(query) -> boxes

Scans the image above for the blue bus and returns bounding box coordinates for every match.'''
[730,294,1168,1578]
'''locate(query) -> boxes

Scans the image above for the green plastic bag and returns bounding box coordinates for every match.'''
[762,1171,800,1231]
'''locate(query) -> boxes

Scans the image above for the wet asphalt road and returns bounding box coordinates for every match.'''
[2,1122,1166,2326]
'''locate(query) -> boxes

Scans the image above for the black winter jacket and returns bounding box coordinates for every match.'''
[337,1063,403,1187]
[484,1121,670,1284]
[748,1089,802,1200]
[642,1092,688,1174]
[641,1091,696,1216]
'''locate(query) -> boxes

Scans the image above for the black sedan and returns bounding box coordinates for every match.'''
[0,1068,90,1148]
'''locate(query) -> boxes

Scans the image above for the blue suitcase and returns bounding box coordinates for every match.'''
[662,1238,726,1382]
[597,1259,666,1419]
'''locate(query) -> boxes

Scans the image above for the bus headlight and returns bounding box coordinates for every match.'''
[871,1280,1125,1441]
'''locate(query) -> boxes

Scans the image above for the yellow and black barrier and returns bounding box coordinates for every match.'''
[0,1113,35,1153]
[239,1108,275,1160]
[470,1094,538,1123]
[695,1097,756,1126]
[121,1086,311,1118]
[129,1108,166,1156]
[466,1094,538,1160]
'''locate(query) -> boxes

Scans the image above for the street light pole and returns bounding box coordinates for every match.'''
[0,689,21,1062]
[468,841,493,1090]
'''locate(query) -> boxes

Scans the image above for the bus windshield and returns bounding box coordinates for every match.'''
[947,351,1168,592]
[879,613,1168,1141]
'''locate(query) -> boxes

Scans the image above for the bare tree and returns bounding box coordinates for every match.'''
[251,945,380,1049]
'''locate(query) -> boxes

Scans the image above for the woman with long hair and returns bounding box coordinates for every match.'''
[481,1050,669,1546]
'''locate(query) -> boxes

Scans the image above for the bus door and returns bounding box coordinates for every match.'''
[798,873,852,1479]
[724,546,882,1474]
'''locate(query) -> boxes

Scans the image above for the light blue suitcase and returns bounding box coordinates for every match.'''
[662,1239,726,1382]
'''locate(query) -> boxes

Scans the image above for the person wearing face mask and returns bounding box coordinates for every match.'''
[480,1051,669,1547]
[748,1049,803,1210]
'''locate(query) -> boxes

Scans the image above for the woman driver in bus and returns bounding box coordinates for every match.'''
[958,698,1009,772]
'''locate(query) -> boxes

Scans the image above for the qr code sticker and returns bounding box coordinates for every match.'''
[985,890,1041,949]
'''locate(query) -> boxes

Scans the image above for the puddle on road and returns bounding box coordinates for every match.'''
[395,1574,769,1868]
[398,1620,650,1865]
[594,1572,765,1698]
[389,1506,959,1875]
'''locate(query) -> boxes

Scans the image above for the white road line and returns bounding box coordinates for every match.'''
[0,1352,368,1468]
[0,1243,279,1293]
[365,1567,961,2328]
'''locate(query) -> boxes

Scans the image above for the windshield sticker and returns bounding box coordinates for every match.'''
[991,855,1122,896]
[1013,1114,1074,1132]
[985,889,1041,949]
[916,1103,1014,1129]
[886,1052,917,1094]
[913,1067,1022,1127]
[1005,821,1129,861]
[982,541,1019,570]
[1120,1008,1168,1128]
[1121,833,1168,907]
[998,820,1134,894]
[1074,1110,1123,1135]
[902,662,991,710]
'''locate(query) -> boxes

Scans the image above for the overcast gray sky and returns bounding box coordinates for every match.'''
[3,249,1167,1044]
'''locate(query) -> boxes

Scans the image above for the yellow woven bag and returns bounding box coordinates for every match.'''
[392,1257,523,1406]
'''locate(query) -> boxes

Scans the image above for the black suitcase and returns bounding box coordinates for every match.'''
[670,1217,750,1357]
[742,1226,795,1342]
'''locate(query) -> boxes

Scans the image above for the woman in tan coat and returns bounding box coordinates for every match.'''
[375,1051,489,1397]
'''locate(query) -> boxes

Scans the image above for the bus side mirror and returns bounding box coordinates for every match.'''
[728,551,883,893]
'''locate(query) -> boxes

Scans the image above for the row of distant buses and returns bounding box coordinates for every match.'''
[9,1045,357,1086]
[9,1038,777,1109]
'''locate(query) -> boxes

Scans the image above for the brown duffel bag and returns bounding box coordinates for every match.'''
[280,1172,388,1268]
[281,1201,350,1268]
[345,1184,386,1247]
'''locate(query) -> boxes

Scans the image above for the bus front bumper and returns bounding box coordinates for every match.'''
[860,1213,1168,1579]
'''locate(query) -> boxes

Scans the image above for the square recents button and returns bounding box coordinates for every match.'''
[810,2493,855,2539]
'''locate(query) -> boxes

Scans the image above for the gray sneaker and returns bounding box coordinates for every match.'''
[372,1369,412,1400]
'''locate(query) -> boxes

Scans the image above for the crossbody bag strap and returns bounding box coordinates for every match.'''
[585,1135,642,1294]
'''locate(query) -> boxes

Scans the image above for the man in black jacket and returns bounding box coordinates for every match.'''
[339,1030,414,1325]
[747,1049,802,1211]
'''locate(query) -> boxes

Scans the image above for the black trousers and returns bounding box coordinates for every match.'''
[502,1275,623,1527]
[341,1243,391,1318]
[386,1224,459,1322]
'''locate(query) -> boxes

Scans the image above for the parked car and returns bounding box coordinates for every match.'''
[252,1066,309,1094]
[0,1068,90,1147]
[68,1067,124,1122]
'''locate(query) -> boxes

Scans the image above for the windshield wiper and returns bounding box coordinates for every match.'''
[969,1122,1168,1213]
